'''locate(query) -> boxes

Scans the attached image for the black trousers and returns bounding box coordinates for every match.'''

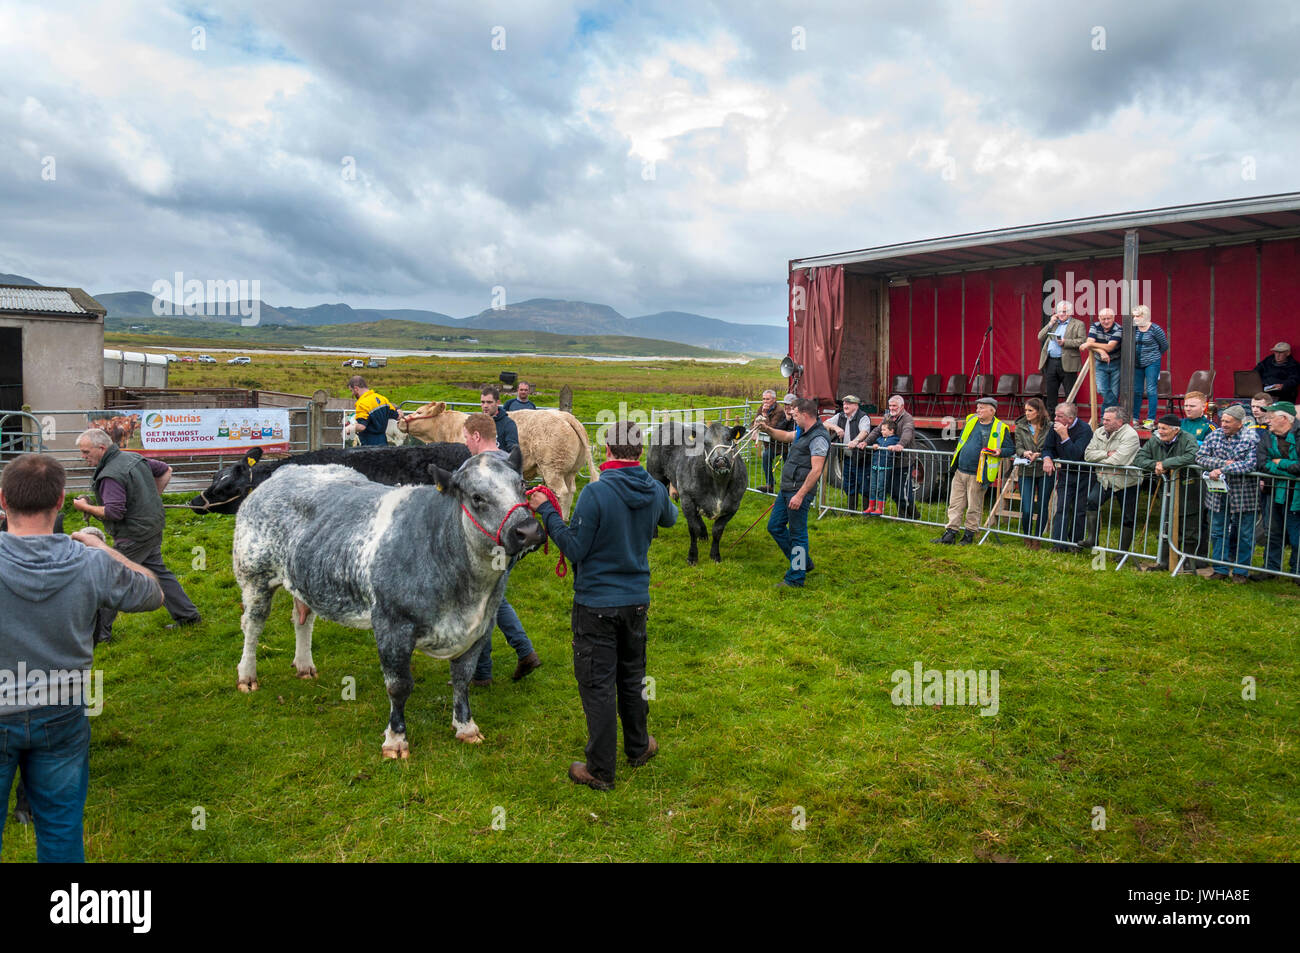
[1086,482,1140,552]
[96,534,199,640]
[571,602,652,784]
[1050,474,1090,545]
[1042,357,1077,416]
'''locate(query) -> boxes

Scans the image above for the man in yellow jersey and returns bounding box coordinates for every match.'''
[347,376,400,447]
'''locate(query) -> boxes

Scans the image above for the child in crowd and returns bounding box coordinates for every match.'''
[1180,391,1215,445]
[864,421,899,515]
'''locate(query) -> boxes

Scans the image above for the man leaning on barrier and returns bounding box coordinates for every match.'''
[1256,401,1300,580]
[1135,414,1204,573]
[863,394,918,519]
[1042,402,1093,553]
[0,454,162,862]
[931,397,1013,546]
[752,391,794,494]
[1195,404,1261,582]
[1082,407,1141,554]
[825,394,871,511]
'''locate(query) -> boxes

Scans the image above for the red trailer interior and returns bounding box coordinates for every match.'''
[789,194,1300,428]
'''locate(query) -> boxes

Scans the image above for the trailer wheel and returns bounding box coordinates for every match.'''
[909,431,944,503]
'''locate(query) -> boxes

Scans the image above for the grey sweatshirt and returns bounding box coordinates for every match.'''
[0,533,161,714]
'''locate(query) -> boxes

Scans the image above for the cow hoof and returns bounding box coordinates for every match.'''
[382,728,410,759]
[293,664,318,679]
[710,553,722,563]
[237,678,259,693]
[455,720,485,744]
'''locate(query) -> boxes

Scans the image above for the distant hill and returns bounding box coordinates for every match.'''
[628,311,786,354]
[85,285,785,355]
[103,316,734,358]
[0,273,41,286]
[460,299,785,354]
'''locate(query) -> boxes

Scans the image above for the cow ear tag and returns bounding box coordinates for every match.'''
[246,456,258,467]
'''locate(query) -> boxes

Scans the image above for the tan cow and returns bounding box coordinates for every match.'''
[399,402,596,516]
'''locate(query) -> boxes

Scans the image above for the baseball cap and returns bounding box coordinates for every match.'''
[782,393,796,405]
[1268,401,1297,417]
[1272,342,1291,352]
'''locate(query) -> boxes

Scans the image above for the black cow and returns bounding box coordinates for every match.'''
[232,452,544,758]
[188,443,471,514]
[647,420,748,564]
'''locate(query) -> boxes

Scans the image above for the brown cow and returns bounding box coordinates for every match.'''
[93,414,140,448]
[400,402,596,516]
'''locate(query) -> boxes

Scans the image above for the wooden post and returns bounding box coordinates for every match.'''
[310,388,328,450]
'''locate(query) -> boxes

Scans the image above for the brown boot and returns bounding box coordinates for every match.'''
[628,735,658,767]
[511,651,543,681]
[568,762,614,791]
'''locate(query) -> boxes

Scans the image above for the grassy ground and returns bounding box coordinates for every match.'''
[4,488,1295,862]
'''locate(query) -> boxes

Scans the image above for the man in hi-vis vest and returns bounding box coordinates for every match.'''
[932,397,1014,546]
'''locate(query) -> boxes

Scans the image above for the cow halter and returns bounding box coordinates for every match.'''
[705,421,759,468]
[458,486,567,577]
[460,499,533,547]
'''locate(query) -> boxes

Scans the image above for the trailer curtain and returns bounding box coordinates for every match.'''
[789,265,844,402]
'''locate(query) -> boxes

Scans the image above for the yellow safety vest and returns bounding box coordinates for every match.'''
[950,415,1010,484]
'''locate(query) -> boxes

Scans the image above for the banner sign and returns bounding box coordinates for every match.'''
[137,408,291,455]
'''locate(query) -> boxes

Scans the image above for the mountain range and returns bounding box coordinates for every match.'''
[0,273,786,355]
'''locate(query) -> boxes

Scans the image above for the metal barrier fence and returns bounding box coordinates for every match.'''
[1164,465,1300,582]
[816,447,1168,569]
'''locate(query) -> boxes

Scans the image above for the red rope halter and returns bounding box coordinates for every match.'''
[458,486,568,577]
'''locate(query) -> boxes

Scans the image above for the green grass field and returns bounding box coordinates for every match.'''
[4,487,1295,862]
[4,361,1295,862]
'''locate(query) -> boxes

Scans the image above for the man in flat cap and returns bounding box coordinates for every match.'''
[932,396,1014,545]
[1254,343,1300,404]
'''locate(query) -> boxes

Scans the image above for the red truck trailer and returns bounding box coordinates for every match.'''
[786,192,1300,441]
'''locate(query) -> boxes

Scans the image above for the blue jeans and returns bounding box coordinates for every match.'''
[1134,362,1161,422]
[868,465,892,503]
[474,597,535,679]
[0,705,90,862]
[1210,507,1257,576]
[1019,473,1052,537]
[768,490,811,585]
[1094,359,1120,410]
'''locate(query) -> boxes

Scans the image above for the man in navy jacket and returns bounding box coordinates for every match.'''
[530,421,677,791]
[1042,401,1094,552]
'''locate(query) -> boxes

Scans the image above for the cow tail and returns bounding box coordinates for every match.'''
[567,414,598,482]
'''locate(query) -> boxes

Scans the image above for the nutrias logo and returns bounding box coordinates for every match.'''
[145,413,163,427]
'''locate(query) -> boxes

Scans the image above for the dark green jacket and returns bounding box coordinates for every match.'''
[1135,430,1202,514]
[92,444,166,544]
[1257,429,1300,511]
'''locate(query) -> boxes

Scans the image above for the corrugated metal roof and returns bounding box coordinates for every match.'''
[0,286,88,314]
[791,192,1300,274]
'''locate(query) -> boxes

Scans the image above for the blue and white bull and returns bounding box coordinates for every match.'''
[232,453,544,758]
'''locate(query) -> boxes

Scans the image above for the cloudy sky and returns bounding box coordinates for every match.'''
[2,0,1298,324]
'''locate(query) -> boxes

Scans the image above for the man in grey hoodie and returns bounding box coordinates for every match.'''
[0,454,162,862]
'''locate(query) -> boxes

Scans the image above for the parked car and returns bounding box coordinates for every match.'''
[367,357,387,368]
[180,356,196,363]
[227,356,252,365]
[198,355,216,363]
[342,358,365,368]
[163,353,180,363]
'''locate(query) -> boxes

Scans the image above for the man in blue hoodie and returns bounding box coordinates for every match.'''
[530,421,678,791]
[0,454,162,862]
